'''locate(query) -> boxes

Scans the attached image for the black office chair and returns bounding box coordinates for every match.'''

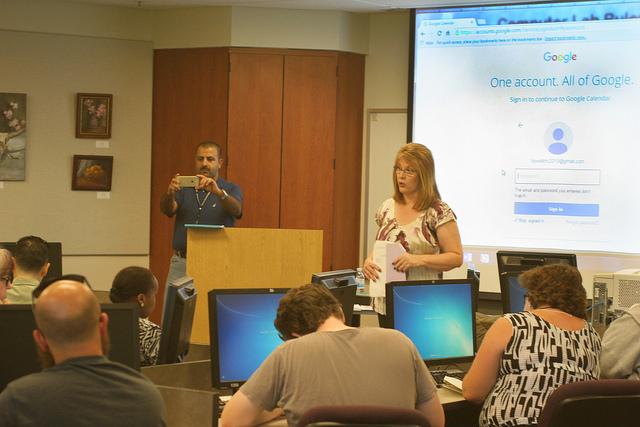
[297,405,431,427]
[537,379,640,427]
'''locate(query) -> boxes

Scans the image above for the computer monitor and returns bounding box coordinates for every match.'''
[158,276,197,365]
[103,303,141,370]
[386,279,477,366]
[325,283,357,326]
[0,305,41,392]
[311,270,358,325]
[0,241,63,280]
[0,303,139,391]
[497,251,578,313]
[208,288,288,389]
[311,269,357,288]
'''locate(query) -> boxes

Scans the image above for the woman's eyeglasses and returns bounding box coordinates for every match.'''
[393,166,417,177]
[0,273,12,287]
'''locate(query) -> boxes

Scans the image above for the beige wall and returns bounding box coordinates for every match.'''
[359,11,410,263]
[152,6,232,48]
[230,7,369,53]
[0,3,153,290]
[0,0,151,41]
[364,12,410,110]
[152,5,368,53]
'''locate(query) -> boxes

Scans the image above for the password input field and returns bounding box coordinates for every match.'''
[514,168,600,185]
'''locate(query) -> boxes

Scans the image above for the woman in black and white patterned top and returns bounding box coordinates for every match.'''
[110,266,162,367]
[462,264,601,427]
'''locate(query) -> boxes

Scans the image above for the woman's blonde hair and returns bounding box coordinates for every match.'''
[0,248,12,274]
[393,143,441,211]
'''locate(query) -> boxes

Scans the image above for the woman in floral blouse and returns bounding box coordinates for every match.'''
[363,143,463,326]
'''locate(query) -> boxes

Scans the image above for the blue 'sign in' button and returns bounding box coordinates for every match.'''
[514,202,599,217]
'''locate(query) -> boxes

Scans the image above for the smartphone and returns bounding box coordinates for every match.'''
[178,175,199,188]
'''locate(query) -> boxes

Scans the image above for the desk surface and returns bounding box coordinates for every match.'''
[438,386,466,405]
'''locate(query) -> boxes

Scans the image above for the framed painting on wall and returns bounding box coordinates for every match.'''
[72,155,113,191]
[0,93,27,181]
[76,93,112,139]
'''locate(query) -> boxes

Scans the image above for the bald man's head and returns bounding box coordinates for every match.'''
[34,281,101,347]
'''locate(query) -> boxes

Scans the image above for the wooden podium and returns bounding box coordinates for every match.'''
[186,227,322,344]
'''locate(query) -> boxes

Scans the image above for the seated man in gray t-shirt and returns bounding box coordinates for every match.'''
[220,283,444,427]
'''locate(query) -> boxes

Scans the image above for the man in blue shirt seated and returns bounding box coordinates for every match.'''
[160,140,243,286]
[220,284,444,427]
[0,277,167,426]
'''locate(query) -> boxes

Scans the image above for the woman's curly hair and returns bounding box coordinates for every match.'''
[520,263,587,319]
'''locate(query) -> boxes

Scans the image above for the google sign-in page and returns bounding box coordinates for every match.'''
[412,0,640,253]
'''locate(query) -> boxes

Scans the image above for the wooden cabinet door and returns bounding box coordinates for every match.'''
[227,52,284,228]
[333,53,365,269]
[150,47,229,322]
[281,54,337,270]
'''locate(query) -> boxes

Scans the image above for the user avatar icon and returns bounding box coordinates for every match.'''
[544,122,573,155]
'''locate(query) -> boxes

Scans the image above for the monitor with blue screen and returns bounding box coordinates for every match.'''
[208,288,289,389]
[386,279,477,365]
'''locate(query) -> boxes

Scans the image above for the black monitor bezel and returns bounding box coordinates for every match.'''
[0,241,63,280]
[158,276,197,365]
[101,302,140,370]
[386,278,478,366]
[310,269,357,287]
[208,287,290,390]
[497,250,577,314]
[0,302,139,392]
[326,283,358,327]
[0,304,42,391]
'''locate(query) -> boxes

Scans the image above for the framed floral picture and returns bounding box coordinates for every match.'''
[0,93,27,181]
[75,93,112,139]
[72,155,113,191]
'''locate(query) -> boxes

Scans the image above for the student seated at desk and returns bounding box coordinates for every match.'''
[109,266,162,366]
[6,235,50,304]
[462,264,601,427]
[600,302,640,379]
[221,283,444,427]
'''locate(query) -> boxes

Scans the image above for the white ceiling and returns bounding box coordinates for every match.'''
[65,0,515,12]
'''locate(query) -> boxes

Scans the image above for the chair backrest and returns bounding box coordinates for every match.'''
[298,405,431,427]
[538,379,640,427]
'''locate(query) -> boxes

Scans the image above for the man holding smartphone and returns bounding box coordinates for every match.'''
[160,141,243,283]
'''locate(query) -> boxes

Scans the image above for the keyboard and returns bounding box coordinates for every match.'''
[430,369,465,386]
